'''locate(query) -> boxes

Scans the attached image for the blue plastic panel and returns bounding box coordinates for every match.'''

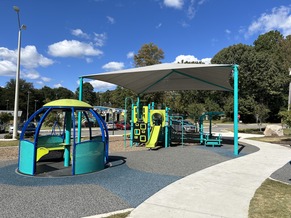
[74,140,104,175]
[19,140,35,175]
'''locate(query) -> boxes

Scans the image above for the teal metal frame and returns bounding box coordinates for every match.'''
[233,65,239,155]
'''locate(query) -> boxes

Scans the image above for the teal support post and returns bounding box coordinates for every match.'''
[233,65,239,155]
[199,117,204,144]
[130,102,134,147]
[165,107,170,148]
[147,104,151,140]
[78,77,83,143]
[137,97,140,120]
[124,97,134,148]
[209,115,212,136]
[64,111,71,167]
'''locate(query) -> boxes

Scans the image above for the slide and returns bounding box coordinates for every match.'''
[146,125,161,148]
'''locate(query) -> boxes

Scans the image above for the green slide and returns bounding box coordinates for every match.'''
[146,125,161,148]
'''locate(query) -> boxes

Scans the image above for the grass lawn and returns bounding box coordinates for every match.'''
[249,179,291,218]
[0,140,18,147]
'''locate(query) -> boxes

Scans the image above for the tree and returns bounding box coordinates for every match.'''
[254,103,270,131]
[211,31,290,122]
[187,103,205,122]
[134,42,164,67]
[279,110,291,128]
[75,82,97,105]
[134,42,165,104]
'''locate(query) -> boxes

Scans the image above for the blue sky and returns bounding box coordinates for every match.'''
[1,0,291,92]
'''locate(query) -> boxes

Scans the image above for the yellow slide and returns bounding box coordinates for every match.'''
[146,125,161,148]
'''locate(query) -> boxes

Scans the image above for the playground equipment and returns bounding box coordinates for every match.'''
[18,99,109,176]
[127,99,171,149]
[199,111,224,147]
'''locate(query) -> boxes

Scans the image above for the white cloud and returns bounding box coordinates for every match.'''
[21,46,54,68]
[201,58,211,64]
[127,51,134,58]
[225,29,231,34]
[89,80,117,92]
[102,62,125,71]
[41,77,51,82]
[174,55,211,64]
[156,23,162,29]
[245,5,291,38]
[0,60,16,76]
[0,46,54,77]
[107,16,115,24]
[22,70,40,80]
[71,29,89,39]
[94,33,107,47]
[48,40,103,57]
[53,83,62,88]
[187,0,196,19]
[164,0,184,9]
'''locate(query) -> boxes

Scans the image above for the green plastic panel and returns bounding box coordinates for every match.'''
[19,140,35,175]
[43,99,92,108]
[74,140,105,175]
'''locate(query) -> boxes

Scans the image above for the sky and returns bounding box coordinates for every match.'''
[1,0,291,93]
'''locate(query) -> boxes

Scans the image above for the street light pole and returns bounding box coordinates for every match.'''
[6,100,9,110]
[26,91,30,121]
[12,6,26,139]
[34,100,38,123]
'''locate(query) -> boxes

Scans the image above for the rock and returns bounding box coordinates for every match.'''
[263,125,284,137]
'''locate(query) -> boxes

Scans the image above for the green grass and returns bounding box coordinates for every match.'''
[0,140,18,147]
[249,179,291,218]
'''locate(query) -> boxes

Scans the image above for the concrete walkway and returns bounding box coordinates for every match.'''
[128,134,291,218]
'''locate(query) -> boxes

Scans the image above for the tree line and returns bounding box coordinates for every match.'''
[0,31,291,124]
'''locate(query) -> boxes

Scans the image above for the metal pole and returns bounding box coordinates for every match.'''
[233,65,239,156]
[289,69,291,111]
[77,77,83,143]
[26,91,30,121]
[12,9,24,139]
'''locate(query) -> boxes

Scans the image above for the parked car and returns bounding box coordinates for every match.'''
[9,122,36,136]
[172,120,196,133]
[106,121,117,130]
[115,121,130,130]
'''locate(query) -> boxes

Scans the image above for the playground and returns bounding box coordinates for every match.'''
[0,133,290,217]
[0,63,290,217]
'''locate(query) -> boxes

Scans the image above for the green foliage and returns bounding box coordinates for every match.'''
[279,110,291,128]
[134,42,164,67]
[75,82,97,105]
[43,111,63,127]
[212,31,290,122]
[187,103,204,122]
[254,104,270,131]
[0,113,13,124]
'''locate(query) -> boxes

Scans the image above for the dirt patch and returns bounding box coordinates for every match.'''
[0,136,147,161]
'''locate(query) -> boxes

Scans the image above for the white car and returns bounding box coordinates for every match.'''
[107,122,117,130]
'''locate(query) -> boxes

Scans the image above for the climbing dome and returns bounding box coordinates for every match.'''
[18,99,109,176]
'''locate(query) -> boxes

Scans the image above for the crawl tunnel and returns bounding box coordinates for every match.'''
[18,99,109,176]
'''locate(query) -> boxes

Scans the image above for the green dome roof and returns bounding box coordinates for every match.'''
[44,99,92,108]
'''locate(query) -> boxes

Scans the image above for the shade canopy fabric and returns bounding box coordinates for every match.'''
[82,63,234,94]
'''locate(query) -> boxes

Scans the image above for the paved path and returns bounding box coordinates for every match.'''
[128,134,291,218]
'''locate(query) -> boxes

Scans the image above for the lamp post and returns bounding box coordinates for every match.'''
[34,100,38,123]
[26,91,30,121]
[6,100,9,110]
[12,6,26,139]
[288,68,291,111]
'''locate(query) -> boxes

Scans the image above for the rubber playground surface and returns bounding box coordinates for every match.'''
[0,138,289,218]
